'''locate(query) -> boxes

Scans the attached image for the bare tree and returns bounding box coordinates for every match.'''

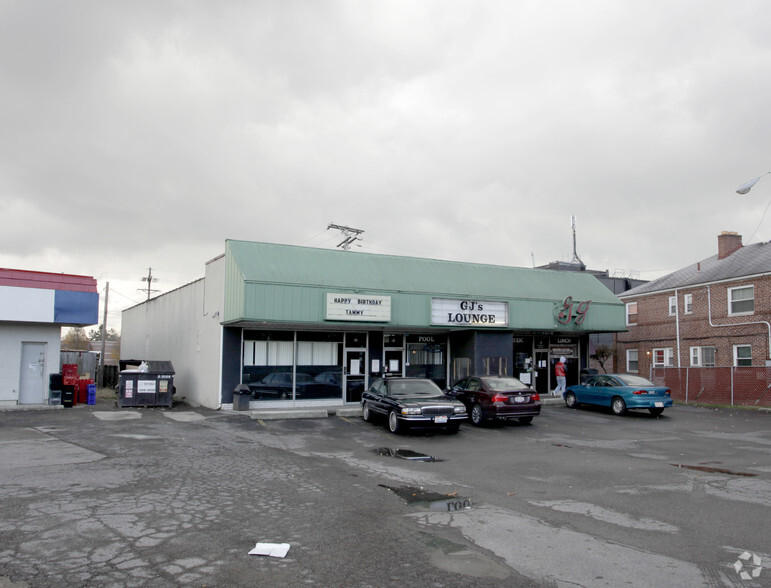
[88,326,121,342]
[592,344,613,373]
[61,327,90,350]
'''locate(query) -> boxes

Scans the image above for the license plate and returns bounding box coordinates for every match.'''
[654,402,664,407]
[434,416,448,424]
[514,396,526,403]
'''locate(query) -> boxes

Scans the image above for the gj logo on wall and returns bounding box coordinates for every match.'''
[431,298,508,327]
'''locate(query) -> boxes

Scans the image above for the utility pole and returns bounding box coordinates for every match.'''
[98,282,109,388]
[139,267,159,300]
[327,223,364,251]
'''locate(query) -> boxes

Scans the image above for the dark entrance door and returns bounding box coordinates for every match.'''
[344,349,366,402]
[534,350,549,396]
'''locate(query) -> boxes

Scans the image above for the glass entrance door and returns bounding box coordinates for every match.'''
[344,349,366,402]
[384,348,403,377]
[534,350,549,396]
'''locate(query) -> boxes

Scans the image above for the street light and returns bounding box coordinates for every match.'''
[736,170,771,194]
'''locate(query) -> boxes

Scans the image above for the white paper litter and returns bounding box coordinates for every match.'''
[249,542,290,558]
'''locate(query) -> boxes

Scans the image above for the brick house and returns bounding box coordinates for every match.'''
[617,232,771,391]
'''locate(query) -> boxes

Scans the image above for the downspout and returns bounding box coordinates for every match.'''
[674,288,681,368]
[707,286,771,361]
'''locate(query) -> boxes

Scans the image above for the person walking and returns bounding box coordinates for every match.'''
[553,356,567,398]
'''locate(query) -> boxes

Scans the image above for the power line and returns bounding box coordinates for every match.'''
[109,288,141,305]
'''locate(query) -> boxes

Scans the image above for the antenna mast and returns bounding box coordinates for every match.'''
[570,216,585,267]
[327,223,364,251]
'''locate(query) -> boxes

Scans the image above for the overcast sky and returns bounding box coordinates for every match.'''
[2,1,771,331]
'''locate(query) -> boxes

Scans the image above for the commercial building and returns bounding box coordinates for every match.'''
[0,268,99,406]
[121,240,626,410]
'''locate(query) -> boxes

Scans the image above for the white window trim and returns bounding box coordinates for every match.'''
[684,293,693,314]
[652,347,674,367]
[690,346,715,367]
[668,296,677,316]
[728,285,754,316]
[626,302,638,326]
[626,349,639,373]
[733,344,752,367]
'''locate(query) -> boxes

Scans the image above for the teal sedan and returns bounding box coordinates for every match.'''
[564,374,672,417]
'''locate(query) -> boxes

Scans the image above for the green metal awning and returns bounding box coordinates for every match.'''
[223,240,625,333]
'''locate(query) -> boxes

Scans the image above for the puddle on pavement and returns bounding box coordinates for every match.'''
[376,447,443,462]
[379,484,472,511]
[670,464,757,477]
[417,531,511,580]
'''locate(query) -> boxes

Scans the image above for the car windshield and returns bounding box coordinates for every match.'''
[615,374,655,386]
[483,377,529,390]
[389,380,442,397]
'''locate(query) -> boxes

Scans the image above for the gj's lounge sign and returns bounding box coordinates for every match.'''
[431,298,508,327]
[326,293,391,322]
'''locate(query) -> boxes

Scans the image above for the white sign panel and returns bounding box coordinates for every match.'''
[0,286,54,323]
[138,380,156,394]
[431,298,508,327]
[326,294,391,322]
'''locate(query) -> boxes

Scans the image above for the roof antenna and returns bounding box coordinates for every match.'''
[570,216,585,268]
[328,223,364,251]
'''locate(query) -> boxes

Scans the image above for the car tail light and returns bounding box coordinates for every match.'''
[491,394,508,403]
[665,389,671,395]
[632,390,647,395]
[531,393,540,401]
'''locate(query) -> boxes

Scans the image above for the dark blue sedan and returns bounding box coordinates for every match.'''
[565,374,672,417]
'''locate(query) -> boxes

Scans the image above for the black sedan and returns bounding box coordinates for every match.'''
[447,375,541,426]
[361,378,467,434]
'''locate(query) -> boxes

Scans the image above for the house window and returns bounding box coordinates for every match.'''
[626,302,638,326]
[728,286,754,316]
[626,349,639,372]
[652,348,674,367]
[668,296,677,316]
[734,345,752,367]
[684,293,693,314]
[690,346,716,367]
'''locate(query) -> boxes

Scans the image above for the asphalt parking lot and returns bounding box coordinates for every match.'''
[0,400,768,587]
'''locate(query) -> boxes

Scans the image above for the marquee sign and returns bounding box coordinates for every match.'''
[431,298,508,327]
[325,293,391,322]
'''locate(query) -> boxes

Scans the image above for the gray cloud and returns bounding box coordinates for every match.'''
[2,1,771,329]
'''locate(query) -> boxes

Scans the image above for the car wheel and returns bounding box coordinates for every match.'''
[470,403,485,426]
[388,410,403,434]
[611,396,627,416]
[565,391,578,408]
[362,402,373,422]
[517,416,534,425]
[648,407,665,417]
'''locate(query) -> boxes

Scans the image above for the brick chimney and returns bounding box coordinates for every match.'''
[718,231,743,259]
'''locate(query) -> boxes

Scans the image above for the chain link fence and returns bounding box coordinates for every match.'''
[650,366,771,407]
